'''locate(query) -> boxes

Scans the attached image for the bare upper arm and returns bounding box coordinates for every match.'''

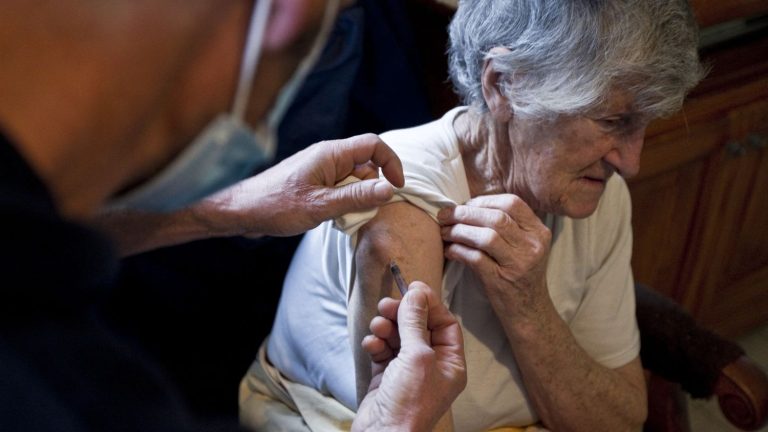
[349,200,445,404]
[356,201,444,295]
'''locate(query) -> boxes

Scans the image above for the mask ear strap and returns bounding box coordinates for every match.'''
[231,0,273,119]
[264,0,340,128]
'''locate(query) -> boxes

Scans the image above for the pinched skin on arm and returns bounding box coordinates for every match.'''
[349,201,449,425]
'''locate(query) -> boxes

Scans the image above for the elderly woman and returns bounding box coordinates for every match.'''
[240,0,705,430]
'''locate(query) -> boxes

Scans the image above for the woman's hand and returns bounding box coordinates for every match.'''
[437,194,552,321]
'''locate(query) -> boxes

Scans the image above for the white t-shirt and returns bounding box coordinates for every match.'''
[267,107,640,431]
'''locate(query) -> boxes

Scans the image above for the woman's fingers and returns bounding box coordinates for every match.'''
[465,194,539,228]
[438,203,516,229]
[439,194,551,286]
[443,242,496,278]
[438,204,526,264]
[440,223,518,261]
[438,194,540,232]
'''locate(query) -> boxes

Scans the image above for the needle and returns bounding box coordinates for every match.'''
[389,261,408,297]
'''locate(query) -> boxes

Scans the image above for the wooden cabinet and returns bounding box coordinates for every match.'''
[629,31,768,337]
[691,0,768,27]
[690,99,768,336]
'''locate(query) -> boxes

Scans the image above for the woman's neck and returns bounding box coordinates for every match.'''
[453,109,514,198]
[452,109,548,220]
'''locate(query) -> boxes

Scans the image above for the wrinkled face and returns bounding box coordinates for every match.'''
[507,90,647,218]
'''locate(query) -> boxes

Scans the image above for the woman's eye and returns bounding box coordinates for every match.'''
[599,116,629,130]
[601,117,622,125]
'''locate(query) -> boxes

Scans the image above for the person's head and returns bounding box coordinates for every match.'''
[448,0,705,218]
[0,0,340,217]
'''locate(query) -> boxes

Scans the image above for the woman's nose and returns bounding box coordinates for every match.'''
[604,129,644,178]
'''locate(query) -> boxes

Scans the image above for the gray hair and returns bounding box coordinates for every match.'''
[448,0,706,119]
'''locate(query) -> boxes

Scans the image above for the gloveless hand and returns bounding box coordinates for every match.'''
[353,282,466,432]
[437,194,552,321]
[189,133,404,238]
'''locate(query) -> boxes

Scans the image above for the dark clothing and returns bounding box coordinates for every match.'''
[0,1,439,428]
[0,132,242,431]
[104,8,367,418]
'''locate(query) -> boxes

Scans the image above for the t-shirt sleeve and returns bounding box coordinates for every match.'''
[568,176,640,369]
[332,122,470,237]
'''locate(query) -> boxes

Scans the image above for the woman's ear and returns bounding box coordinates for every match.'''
[481,48,513,122]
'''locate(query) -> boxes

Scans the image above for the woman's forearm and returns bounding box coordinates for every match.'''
[497,298,646,432]
[437,194,645,430]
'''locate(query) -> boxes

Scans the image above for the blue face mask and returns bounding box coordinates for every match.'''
[108,0,339,212]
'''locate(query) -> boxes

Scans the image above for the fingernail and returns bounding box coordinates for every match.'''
[437,208,448,222]
[373,180,393,201]
[404,287,427,311]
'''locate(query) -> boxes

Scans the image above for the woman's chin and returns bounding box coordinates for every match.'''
[559,200,601,219]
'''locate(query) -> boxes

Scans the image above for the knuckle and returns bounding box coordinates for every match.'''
[541,227,552,243]
[444,243,462,260]
[508,194,524,206]
[499,194,518,211]
[350,133,380,148]
[451,205,467,219]
[483,228,501,247]
[360,132,380,142]
[351,183,368,205]
[530,243,545,259]
[304,190,329,220]
[487,211,508,228]
[507,194,529,213]
[466,249,485,267]
[310,140,333,160]
[335,182,368,208]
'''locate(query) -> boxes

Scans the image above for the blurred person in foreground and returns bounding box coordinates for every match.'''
[0,0,465,430]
